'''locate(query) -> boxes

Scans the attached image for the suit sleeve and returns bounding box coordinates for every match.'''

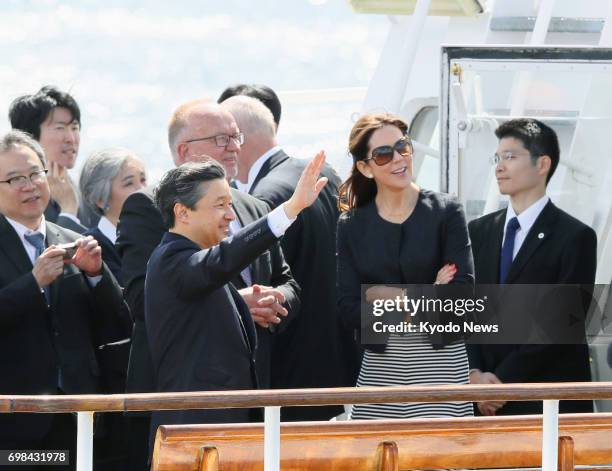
[336,216,361,331]
[89,264,132,344]
[0,273,48,328]
[466,219,484,371]
[167,217,280,298]
[116,192,165,322]
[493,226,597,383]
[268,241,301,334]
[443,199,475,285]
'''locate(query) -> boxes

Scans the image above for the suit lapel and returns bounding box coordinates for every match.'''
[0,215,32,274]
[248,149,290,195]
[229,189,260,284]
[505,201,557,283]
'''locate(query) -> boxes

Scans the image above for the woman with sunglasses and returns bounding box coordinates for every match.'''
[337,113,474,419]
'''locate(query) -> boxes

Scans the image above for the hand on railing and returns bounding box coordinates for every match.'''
[469,369,506,415]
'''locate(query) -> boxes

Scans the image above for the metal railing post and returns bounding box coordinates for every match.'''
[76,411,94,471]
[542,399,559,471]
[264,406,281,471]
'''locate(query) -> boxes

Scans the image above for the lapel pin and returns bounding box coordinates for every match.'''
[538,232,544,239]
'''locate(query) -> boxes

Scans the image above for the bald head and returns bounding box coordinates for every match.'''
[168,101,241,179]
[220,96,278,184]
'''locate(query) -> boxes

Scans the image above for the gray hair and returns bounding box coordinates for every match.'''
[0,130,46,167]
[79,147,138,215]
[221,95,276,139]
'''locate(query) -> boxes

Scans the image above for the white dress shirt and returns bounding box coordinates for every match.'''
[5,216,48,265]
[234,146,281,194]
[97,216,117,244]
[6,215,102,286]
[502,194,550,260]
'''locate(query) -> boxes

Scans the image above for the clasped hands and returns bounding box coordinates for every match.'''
[239,284,288,328]
[32,236,103,289]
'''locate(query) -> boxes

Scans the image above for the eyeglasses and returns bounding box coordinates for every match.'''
[364,136,413,166]
[0,169,48,188]
[490,151,531,165]
[185,132,245,147]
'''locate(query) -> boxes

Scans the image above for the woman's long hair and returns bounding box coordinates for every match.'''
[338,113,409,212]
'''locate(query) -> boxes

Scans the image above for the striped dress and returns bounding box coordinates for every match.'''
[337,191,475,420]
[350,332,473,419]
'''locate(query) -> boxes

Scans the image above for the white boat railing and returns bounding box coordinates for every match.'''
[3,382,612,471]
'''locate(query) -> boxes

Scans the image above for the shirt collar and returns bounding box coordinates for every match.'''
[5,215,47,241]
[97,216,117,244]
[505,194,550,234]
[242,146,281,193]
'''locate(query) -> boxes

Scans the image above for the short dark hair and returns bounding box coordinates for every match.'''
[495,118,559,184]
[218,84,281,128]
[154,161,226,229]
[9,86,81,140]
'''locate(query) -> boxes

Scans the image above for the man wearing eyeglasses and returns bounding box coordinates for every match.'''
[220,94,352,422]
[0,130,125,467]
[467,118,596,416]
[9,86,87,233]
[116,100,299,468]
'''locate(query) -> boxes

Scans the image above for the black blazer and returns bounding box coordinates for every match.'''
[84,226,122,285]
[0,215,125,442]
[337,190,475,351]
[116,186,298,393]
[84,226,132,394]
[225,195,300,389]
[145,217,278,431]
[467,200,597,414]
[44,198,87,234]
[248,149,348,420]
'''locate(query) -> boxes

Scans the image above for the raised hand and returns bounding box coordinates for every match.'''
[47,161,78,215]
[283,151,328,219]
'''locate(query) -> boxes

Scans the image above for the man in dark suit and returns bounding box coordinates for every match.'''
[116,101,298,468]
[9,86,86,233]
[468,118,597,415]
[146,155,325,436]
[221,94,351,421]
[0,130,125,466]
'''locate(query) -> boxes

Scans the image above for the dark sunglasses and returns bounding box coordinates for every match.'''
[364,136,413,166]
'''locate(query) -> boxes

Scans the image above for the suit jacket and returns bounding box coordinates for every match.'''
[225,195,300,389]
[45,198,87,234]
[116,186,298,394]
[248,149,349,420]
[0,215,125,441]
[84,226,132,394]
[84,227,122,285]
[467,200,596,414]
[145,218,278,431]
[337,191,475,351]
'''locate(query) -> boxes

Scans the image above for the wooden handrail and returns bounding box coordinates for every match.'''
[1,382,612,414]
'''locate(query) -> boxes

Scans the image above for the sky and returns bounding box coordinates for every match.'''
[0,0,388,181]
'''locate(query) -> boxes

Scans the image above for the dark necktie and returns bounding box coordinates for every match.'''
[24,232,51,304]
[499,217,520,284]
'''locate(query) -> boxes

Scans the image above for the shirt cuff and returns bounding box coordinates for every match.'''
[266,204,297,238]
[86,274,102,288]
[59,212,81,224]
